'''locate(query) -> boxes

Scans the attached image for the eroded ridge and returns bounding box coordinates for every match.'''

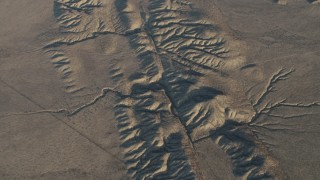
[211,121,287,180]
[112,35,201,179]
[114,85,198,179]
[47,0,129,94]
[158,66,318,180]
[47,1,205,178]
[45,48,86,94]
[144,0,244,73]
[159,69,288,179]
[112,1,203,175]
[208,68,318,179]
[46,0,104,94]
[46,0,320,179]
[113,0,245,74]
[160,70,227,141]
[51,0,122,47]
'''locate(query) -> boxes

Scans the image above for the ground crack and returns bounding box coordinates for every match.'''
[1,87,125,119]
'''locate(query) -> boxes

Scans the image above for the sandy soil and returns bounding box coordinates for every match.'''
[0,0,319,179]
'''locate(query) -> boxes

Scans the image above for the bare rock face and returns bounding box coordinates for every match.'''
[0,0,319,179]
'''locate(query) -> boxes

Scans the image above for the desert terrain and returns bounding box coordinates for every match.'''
[0,0,319,179]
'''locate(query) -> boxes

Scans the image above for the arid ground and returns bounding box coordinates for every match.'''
[0,0,319,179]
